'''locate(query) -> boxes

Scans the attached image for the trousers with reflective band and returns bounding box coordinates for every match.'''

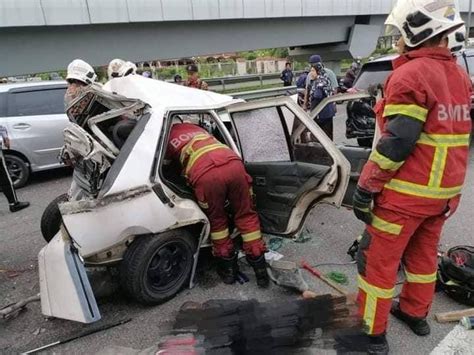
[193,160,266,258]
[357,206,446,335]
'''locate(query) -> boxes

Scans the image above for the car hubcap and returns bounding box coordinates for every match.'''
[6,159,22,184]
[146,242,188,292]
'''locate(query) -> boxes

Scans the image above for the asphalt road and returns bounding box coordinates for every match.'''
[0,114,473,354]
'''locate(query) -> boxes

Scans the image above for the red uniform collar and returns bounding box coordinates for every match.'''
[392,47,454,69]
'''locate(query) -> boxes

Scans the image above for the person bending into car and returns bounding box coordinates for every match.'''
[165,122,269,287]
[0,125,29,213]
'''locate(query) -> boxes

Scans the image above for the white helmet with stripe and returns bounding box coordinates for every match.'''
[385,0,464,48]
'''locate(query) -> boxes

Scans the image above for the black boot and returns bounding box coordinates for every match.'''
[216,254,239,285]
[246,255,270,288]
[335,330,389,355]
[9,201,30,213]
[390,301,430,336]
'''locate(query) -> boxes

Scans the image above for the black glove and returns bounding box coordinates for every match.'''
[353,186,373,224]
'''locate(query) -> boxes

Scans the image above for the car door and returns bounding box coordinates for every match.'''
[6,85,69,170]
[224,97,350,236]
[309,92,373,207]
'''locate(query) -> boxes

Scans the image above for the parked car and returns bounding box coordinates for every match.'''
[0,81,69,187]
[38,76,371,324]
[348,48,474,146]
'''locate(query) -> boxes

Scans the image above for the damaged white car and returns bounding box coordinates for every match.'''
[38,75,371,323]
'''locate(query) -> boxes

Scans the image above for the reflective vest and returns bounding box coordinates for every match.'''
[371,48,472,216]
[167,123,239,185]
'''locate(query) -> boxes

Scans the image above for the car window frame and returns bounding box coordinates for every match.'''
[6,84,67,117]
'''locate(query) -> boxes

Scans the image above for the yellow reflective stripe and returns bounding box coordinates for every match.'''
[371,214,402,236]
[383,104,428,122]
[405,271,437,284]
[211,229,229,240]
[242,230,262,242]
[184,143,228,174]
[358,275,395,299]
[179,134,212,164]
[385,179,462,199]
[369,149,404,171]
[428,147,448,187]
[358,275,395,333]
[418,133,470,147]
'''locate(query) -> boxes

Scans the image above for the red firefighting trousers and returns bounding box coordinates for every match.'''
[193,160,266,258]
[357,205,447,335]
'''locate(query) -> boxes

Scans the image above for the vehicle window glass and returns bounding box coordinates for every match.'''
[283,106,334,166]
[9,88,66,116]
[231,107,291,163]
[354,64,392,91]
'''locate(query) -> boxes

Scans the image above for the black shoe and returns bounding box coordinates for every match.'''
[216,254,239,285]
[9,201,30,213]
[246,255,270,288]
[335,330,389,355]
[390,301,430,336]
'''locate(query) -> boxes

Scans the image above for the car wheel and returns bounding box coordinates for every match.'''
[357,138,373,148]
[40,193,69,243]
[4,154,30,188]
[120,229,197,305]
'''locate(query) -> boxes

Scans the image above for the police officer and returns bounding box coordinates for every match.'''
[338,1,471,353]
[0,125,29,212]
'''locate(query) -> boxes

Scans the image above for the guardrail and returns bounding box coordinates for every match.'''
[231,86,298,100]
[204,71,305,91]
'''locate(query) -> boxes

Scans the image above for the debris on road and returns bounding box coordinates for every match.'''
[435,308,474,323]
[326,271,349,285]
[267,259,308,293]
[23,318,131,354]
[301,260,348,296]
[0,293,40,320]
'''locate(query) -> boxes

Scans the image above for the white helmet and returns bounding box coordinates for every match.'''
[66,59,97,84]
[385,0,464,48]
[108,59,137,79]
[448,25,466,54]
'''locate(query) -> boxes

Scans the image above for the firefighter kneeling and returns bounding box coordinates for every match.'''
[166,123,269,287]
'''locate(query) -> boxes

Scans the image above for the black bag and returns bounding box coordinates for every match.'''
[437,246,474,306]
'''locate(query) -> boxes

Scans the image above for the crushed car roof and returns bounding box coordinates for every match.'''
[103,75,240,110]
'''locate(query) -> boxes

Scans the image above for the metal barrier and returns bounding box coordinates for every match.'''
[231,86,298,101]
[204,71,304,91]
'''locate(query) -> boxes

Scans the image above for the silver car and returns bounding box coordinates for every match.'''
[0,81,69,187]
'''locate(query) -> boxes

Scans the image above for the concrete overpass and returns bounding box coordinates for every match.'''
[0,0,472,75]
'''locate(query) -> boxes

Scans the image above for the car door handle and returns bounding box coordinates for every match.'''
[255,177,266,186]
[13,123,31,130]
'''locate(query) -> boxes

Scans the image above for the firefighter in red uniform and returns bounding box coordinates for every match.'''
[166,122,269,287]
[337,1,472,354]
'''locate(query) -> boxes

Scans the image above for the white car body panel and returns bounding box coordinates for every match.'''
[39,231,100,323]
[39,76,358,324]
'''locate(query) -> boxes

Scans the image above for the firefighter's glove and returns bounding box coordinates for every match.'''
[353,186,373,225]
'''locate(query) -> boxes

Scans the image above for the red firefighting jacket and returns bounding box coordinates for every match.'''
[166,123,240,185]
[359,47,472,217]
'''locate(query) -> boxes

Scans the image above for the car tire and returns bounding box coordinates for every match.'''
[120,229,197,305]
[40,193,69,243]
[4,154,30,188]
[357,138,373,148]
